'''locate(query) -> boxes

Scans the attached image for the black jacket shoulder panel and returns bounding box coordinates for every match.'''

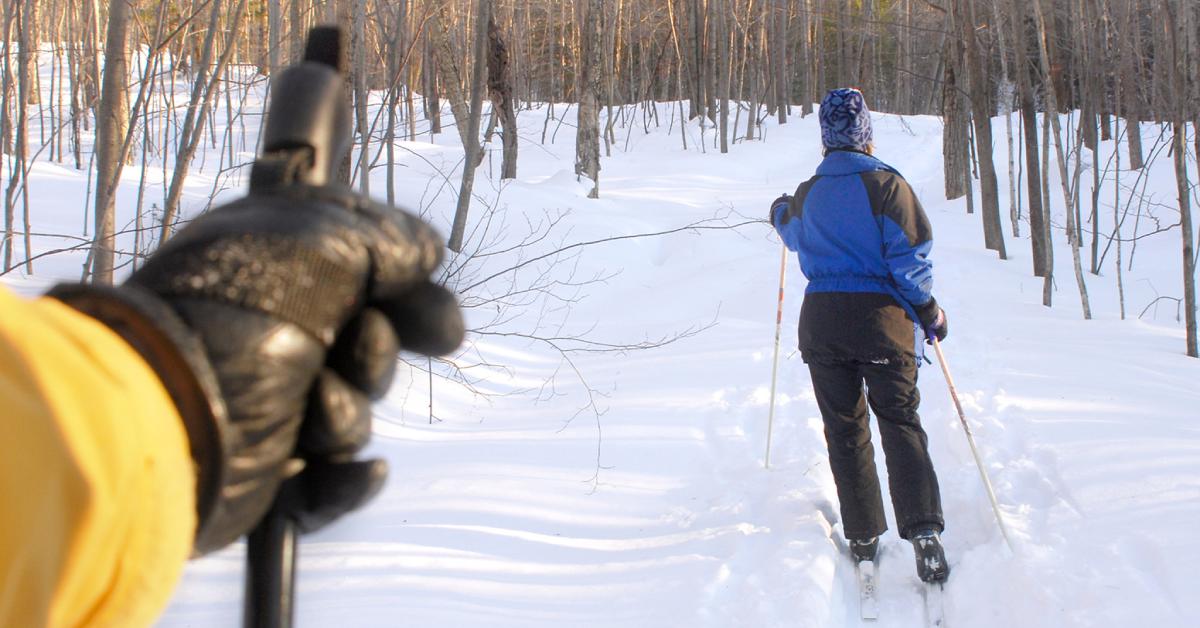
[784,176,820,225]
[857,170,932,247]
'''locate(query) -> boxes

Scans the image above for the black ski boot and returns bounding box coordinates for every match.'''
[849,536,878,563]
[911,528,950,583]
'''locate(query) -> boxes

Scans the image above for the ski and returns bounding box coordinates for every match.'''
[923,582,945,627]
[856,559,879,620]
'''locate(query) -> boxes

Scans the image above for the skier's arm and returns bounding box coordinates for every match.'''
[0,286,195,627]
[0,29,464,628]
[863,172,936,313]
[771,180,817,253]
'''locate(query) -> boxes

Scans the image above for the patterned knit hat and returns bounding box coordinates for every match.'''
[819,88,873,152]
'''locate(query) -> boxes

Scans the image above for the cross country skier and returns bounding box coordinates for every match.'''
[768,88,951,583]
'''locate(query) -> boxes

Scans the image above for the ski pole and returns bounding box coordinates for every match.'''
[764,244,788,469]
[931,338,1016,554]
[244,504,298,628]
[242,24,344,628]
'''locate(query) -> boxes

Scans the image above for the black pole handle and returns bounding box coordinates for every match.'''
[242,24,348,628]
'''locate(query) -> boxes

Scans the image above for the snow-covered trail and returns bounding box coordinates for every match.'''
[1,72,1195,625]
[159,110,1200,627]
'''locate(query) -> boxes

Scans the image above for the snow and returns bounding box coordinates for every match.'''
[3,70,1198,627]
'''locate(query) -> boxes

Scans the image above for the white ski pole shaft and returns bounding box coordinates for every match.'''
[932,338,1016,554]
[765,245,788,469]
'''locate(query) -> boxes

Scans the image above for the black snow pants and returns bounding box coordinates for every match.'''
[807,359,944,540]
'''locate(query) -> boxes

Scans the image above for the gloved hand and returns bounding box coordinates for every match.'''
[916,298,948,344]
[769,193,791,225]
[50,185,464,554]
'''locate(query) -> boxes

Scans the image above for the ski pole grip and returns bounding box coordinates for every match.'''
[242,25,350,628]
[250,25,350,190]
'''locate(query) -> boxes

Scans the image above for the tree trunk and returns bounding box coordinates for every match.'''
[160,0,248,241]
[716,0,730,153]
[681,0,702,119]
[440,0,491,252]
[814,0,825,97]
[1125,0,1145,169]
[1040,110,1054,305]
[902,0,916,114]
[290,0,305,65]
[774,0,788,124]
[991,0,1020,237]
[487,14,518,179]
[267,0,282,73]
[1172,124,1196,356]
[1011,3,1049,278]
[351,0,369,194]
[964,0,1006,258]
[92,0,132,284]
[385,1,404,204]
[743,0,760,141]
[941,14,969,202]
[2,4,24,271]
[423,34,441,134]
[576,0,603,198]
[1167,0,1197,356]
[859,0,876,107]
[1032,0,1091,318]
[797,0,812,115]
[22,0,40,105]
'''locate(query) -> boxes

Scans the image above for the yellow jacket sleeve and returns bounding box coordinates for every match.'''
[0,286,195,627]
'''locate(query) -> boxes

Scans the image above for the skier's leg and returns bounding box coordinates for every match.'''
[861,361,944,539]
[808,360,887,540]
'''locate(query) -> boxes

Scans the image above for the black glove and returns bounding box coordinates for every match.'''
[915,298,948,344]
[50,186,464,554]
[769,193,791,225]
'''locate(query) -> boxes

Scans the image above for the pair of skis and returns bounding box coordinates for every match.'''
[855,557,945,626]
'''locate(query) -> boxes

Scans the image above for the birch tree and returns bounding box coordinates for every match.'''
[159,0,249,240]
[1031,0,1091,318]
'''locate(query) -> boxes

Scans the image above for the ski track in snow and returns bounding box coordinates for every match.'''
[3,62,1197,627]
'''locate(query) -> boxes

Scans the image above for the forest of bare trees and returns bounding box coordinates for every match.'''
[1,0,1198,354]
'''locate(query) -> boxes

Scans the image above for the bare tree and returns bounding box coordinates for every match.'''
[771,0,788,124]
[159,0,249,240]
[963,0,1007,258]
[1008,2,1051,280]
[1,0,1192,332]
[487,13,518,179]
[1031,0,1091,318]
[2,0,32,272]
[22,0,40,106]
[90,0,132,284]
[351,0,370,194]
[575,0,603,198]
[432,0,491,252]
[1123,0,1145,169]
[715,0,730,153]
[941,6,970,203]
[1165,0,1197,356]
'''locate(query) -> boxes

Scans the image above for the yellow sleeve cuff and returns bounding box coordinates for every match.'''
[0,287,195,627]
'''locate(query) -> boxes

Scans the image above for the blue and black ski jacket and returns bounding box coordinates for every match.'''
[770,149,939,364]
